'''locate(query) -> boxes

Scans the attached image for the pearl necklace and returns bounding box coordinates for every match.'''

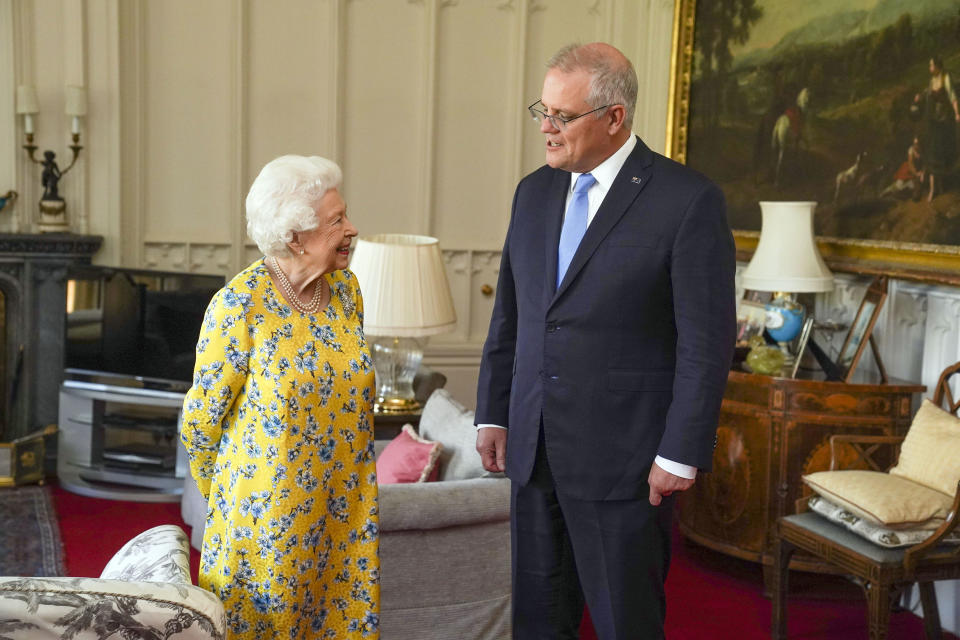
[270,256,325,314]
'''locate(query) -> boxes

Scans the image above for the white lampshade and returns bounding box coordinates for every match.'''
[349,234,457,337]
[64,85,87,116]
[741,201,834,293]
[16,85,39,114]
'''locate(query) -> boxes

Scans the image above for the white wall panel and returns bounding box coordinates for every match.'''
[341,0,424,236]
[432,2,514,248]
[140,0,234,244]
[0,0,16,234]
[246,0,337,183]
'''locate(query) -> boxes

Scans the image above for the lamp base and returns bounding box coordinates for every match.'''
[38,199,68,233]
[370,336,424,416]
[374,396,421,415]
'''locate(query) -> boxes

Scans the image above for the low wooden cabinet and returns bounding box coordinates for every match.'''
[677,370,924,576]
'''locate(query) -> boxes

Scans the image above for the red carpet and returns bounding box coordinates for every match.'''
[50,482,953,639]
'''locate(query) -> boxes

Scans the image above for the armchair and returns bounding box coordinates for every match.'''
[772,362,960,640]
[0,524,226,639]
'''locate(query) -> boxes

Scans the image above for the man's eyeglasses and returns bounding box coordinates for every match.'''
[527,100,617,129]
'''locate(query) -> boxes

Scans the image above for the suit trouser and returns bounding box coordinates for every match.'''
[511,428,674,640]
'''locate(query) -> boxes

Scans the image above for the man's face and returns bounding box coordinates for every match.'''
[539,68,613,173]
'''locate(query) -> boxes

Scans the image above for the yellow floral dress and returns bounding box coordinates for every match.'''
[180,259,379,639]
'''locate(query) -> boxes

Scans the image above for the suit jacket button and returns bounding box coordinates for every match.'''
[546,322,557,333]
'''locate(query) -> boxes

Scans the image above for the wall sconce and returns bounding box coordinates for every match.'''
[16,84,86,233]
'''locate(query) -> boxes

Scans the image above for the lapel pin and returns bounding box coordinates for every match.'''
[631,176,641,184]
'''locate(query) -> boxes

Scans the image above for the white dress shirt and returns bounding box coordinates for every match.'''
[477,135,696,481]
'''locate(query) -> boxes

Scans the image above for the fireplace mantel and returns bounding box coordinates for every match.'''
[0,233,103,441]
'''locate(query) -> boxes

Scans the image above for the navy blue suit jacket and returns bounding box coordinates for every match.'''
[476,136,737,501]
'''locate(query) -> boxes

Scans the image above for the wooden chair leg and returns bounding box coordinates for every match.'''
[771,535,796,640]
[918,582,943,640]
[867,581,892,640]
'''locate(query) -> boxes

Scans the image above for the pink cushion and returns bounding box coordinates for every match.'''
[376,424,442,484]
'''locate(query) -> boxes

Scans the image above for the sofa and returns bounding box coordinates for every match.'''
[0,524,226,639]
[181,388,512,640]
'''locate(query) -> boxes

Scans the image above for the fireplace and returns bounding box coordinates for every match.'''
[0,233,102,442]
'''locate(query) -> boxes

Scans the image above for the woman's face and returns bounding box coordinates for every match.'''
[293,188,358,273]
[930,59,940,75]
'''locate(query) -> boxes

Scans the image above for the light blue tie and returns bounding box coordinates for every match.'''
[556,173,596,289]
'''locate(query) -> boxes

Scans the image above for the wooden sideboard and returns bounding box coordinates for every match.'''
[677,369,924,579]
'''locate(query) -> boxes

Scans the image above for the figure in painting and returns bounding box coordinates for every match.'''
[914,56,959,202]
[880,136,925,200]
[771,87,810,188]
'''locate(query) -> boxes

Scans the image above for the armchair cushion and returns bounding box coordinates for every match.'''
[803,470,952,530]
[808,495,960,548]
[377,424,442,484]
[418,389,502,481]
[890,398,960,496]
[379,477,511,531]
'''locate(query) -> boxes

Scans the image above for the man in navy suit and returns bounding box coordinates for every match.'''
[475,43,736,639]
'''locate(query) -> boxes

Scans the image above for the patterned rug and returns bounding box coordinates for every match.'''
[0,485,66,576]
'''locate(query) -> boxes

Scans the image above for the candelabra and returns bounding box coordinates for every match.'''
[16,85,86,233]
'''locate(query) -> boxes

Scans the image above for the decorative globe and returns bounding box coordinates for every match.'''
[764,299,805,343]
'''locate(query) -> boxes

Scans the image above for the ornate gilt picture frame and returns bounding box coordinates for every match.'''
[667,0,960,285]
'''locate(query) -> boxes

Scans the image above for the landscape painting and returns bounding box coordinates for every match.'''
[681,0,960,250]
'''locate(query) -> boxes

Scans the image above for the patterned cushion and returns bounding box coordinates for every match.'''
[808,495,960,549]
[376,424,442,484]
[100,524,191,582]
[890,398,960,496]
[418,389,502,481]
[803,470,953,530]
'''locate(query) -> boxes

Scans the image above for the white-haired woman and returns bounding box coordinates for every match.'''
[180,155,379,639]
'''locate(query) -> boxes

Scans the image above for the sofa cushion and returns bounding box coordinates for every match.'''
[803,469,953,530]
[890,398,960,497]
[377,424,442,484]
[807,495,960,549]
[418,389,502,481]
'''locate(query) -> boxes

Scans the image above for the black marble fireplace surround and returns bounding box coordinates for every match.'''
[0,233,102,442]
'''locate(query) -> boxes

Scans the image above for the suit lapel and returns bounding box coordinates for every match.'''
[551,137,655,305]
[544,170,569,304]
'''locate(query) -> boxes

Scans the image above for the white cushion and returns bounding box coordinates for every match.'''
[418,389,503,481]
[808,495,960,549]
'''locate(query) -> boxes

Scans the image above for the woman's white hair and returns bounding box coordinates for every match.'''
[245,155,343,258]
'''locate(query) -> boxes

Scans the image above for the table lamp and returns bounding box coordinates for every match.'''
[741,201,834,361]
[349,234,457,413]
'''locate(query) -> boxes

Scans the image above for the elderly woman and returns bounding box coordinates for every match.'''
[180,155,379,639]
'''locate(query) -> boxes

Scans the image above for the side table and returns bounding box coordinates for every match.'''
[373,410,422,440]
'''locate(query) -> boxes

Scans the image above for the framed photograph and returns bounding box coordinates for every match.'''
[835,276,889,382]
[736,299,767,346]
[667,0,960,282]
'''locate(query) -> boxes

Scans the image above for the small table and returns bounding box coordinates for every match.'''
[372,410,422,440]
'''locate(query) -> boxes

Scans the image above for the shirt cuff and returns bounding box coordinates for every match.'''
[654,455,697,480]
[476,424,507,431]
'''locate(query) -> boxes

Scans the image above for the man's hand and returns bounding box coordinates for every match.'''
[648,463,695,506]
[476,427,507,473]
